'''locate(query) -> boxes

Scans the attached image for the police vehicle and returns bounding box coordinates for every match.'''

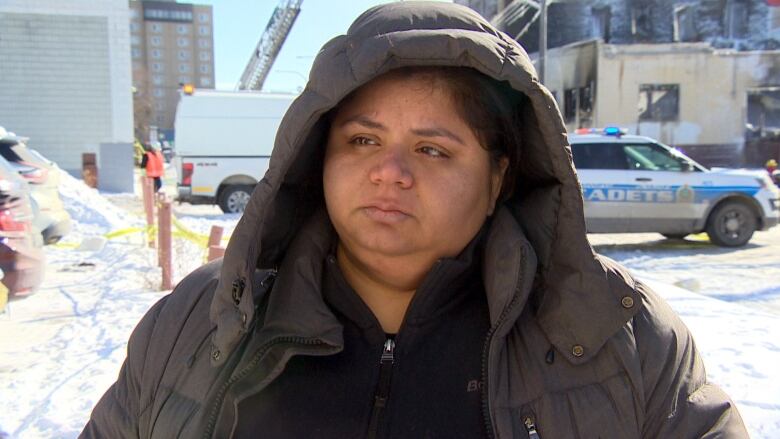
[569,127,780,247]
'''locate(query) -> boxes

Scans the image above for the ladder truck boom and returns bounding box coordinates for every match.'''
[237,0,303,91]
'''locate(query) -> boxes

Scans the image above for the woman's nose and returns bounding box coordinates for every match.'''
[368,150,413,188]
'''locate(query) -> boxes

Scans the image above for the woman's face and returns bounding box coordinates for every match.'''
[323,74,507,267]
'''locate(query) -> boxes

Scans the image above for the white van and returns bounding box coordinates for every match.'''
[172,90,295,213]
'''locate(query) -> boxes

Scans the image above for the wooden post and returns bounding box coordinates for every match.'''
[158,195,173,290]
[142,176,156,248]
[207,225,225,262]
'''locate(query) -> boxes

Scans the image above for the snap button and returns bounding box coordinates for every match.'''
[241,313,247,325]
[572,345,584,357]
[621,296,635,309]
[212,349,221,361]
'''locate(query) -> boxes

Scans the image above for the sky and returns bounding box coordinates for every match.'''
[196,0,452,93]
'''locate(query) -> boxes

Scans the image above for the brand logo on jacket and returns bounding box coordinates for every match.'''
[466,379,484,393]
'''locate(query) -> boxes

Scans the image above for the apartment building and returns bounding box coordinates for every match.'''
[129,0,215,141]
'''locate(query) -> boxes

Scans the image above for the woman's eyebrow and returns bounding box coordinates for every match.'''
[339,114,385,130]
[411,127,465,145]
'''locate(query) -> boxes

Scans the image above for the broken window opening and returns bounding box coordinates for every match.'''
[638,84,680,122]
[673,3,697,42]
[725,0,749,39]
[564,88,578,123]
[578,84,594,127]
[591,6,612,42]
[630,5,653,42]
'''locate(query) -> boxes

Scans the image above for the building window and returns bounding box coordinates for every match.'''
[198,39,210,49]
[638,84,680,121]
[177,25,189,34]
[152,75,164,85]
[130,8,140,19]
[145,8,193,22]
[151,36,162,47]
[725,0,749,39]
[131,35,141,46]
[150,23,162,33]
[674,4,697,42]
[198,26,210,36]
[155,102,165,111]
[151,49,161,59]
[178,76,192,84]
[152,62,163,72]
[153,88,164,97]
[564,88,578,122]
[130,22,141,33]
[156,115,165,124]
[199,64,210,74]
[630,5,652,41]
[177,37,189,48]
[200,76,212,86]
[199,51,210,61]
[179,64,191,73]
[178,50,191,61]
[198,13,209,23]
[591,6,611,42]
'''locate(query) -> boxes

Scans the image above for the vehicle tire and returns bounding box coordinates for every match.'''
[218,185,253,214]
[705,201,757,247]
[661,233,688,240]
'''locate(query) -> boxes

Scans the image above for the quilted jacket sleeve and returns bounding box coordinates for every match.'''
[80,295,170,439]
[634,282,748,438]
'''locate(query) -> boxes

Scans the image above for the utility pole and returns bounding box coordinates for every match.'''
[539,0,547,85]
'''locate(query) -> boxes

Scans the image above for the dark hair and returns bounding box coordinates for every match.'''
[333,66,524,203]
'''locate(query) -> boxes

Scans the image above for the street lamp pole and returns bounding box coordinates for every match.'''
[539,0,547,85]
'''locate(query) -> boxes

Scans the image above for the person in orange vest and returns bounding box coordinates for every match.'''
[140,143,165,192]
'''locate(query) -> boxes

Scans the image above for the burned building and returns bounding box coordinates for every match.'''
[456,0,780,51]
[455,0,780,167]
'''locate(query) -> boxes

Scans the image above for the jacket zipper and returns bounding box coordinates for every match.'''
[523,415,540,439]
[366,337,396,439]
[480,289,525,439]
[202,336,325,439]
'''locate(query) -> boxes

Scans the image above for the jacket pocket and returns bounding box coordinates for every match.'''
[516,372,640,439]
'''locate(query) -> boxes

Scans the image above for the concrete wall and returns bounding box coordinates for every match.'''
[541,40,780,166]
[0,0,133,175]
[596,43,780,149]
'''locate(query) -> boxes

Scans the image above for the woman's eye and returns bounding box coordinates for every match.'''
[350,136,376,146]
[417,146,448,158]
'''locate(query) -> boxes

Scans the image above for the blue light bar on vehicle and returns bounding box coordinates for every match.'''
[604,126,627,136]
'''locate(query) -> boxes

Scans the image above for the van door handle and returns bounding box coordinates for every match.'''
[635,177,652,182]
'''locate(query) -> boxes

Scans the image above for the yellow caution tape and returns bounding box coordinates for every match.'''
[51,197,233,251]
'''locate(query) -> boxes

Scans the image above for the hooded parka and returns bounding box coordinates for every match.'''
[82,2,748,438]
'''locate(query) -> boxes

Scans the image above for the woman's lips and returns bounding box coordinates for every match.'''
[362,204,411,223]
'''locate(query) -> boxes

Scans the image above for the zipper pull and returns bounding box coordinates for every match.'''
[380,338,395,364]
[523,415,540,439]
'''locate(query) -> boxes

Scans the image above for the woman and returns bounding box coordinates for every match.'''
[83,2,747,437]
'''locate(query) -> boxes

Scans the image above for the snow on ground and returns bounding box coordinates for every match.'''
[0,173,779,438]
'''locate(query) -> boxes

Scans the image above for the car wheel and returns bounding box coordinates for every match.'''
[705,201,757,247]
[218,185,253,214]
[661,233,688,240]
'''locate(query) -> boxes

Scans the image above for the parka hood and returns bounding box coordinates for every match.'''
[210,1,638,366]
